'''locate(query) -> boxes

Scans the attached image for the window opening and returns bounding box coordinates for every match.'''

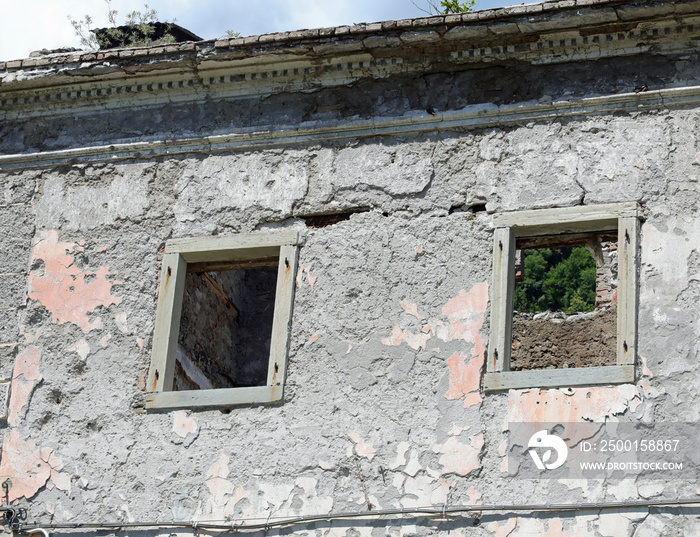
[146,230,298,410]
[175,266,278,391]
[484,202,640,391]
[510,234,618,371]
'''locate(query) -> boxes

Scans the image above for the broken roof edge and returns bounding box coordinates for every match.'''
[1,0,694,71]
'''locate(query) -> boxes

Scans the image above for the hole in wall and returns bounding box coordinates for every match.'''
[510,232,618,371]
[468,203,487,213]
[303,210,367,228]
[174,265,278,391]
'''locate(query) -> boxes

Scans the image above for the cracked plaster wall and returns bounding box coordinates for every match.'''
[1,64,700,537]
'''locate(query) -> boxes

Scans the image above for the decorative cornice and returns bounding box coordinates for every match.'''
[1,85,699,171]
[1,2,700,120]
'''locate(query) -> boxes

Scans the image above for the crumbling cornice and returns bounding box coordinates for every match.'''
[1,0,699,121]
[2,84,700,171]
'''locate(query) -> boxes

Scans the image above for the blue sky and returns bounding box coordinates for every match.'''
[1,0,518,61]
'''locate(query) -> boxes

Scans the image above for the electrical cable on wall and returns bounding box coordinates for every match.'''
[10,498,700,535]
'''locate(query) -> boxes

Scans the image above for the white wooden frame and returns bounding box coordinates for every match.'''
[146,229,299,410]
[484,202,640,392]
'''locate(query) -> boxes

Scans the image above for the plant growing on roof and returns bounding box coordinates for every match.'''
[415,0,476,15]
[68,0,176,50]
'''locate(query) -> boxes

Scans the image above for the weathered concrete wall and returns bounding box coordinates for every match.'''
[1,106,698,535]
[2,3,700,534]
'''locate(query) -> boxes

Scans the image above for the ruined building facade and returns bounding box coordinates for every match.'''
[1,1,699,535]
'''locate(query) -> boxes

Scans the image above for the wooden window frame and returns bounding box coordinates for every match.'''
[146,229,299,410]
[484,202,640,392]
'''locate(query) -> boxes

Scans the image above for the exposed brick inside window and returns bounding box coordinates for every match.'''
[174,267,278,390]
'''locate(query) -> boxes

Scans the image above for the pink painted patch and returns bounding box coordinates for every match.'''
[639,379,651,397]
[308,334,319,345]
[382,283,489,402]
[442,284,489,406]
[100,334,111,348]
[28,231,122,332]
[488,518,518,537]
[507,385,641,426]
[445,352,483,407]
[415,245,423,254]
[544,517,563,537]
[466,486,482,505]
[206,453,230,480]
[432,434,484,476]
[382,324,430,350]
[305,265,317,288]
[400,301,424,319]
[136,338,144,349]
[296,264,318,288]
[441,283,489,343]
[442,283,489,320]
[97,246,107,253]
[172,410,198,438]
[0,431,51,501]
[138,370,147,391]
[348,432,376,461]
[12,346,41,381]
[205,453,236,513]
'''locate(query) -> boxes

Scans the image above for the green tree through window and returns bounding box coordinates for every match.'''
[514,246,597,314]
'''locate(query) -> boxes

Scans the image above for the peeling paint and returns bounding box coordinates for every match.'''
[400,301,424,319]
[382,284,489,405]
[390,441,410,469]
[8,346,42,427]
[348,432,376,460]
[401,475,451,508]
[445,352,483,407]
[28,231,122,332]
[202,453,247,520]
[507,385,641,424]
[19,325,41,342]
[0,430,70,501]
[488,517,518,537]
[383,283,489,353]
[69,339,90,361]
[465,486,482,505]
[115,313,129,333]
[296,264,318,288]
[432,435,484,476]
[382,324,430,350]
[404,449,421,477]
[172,410,198,439]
